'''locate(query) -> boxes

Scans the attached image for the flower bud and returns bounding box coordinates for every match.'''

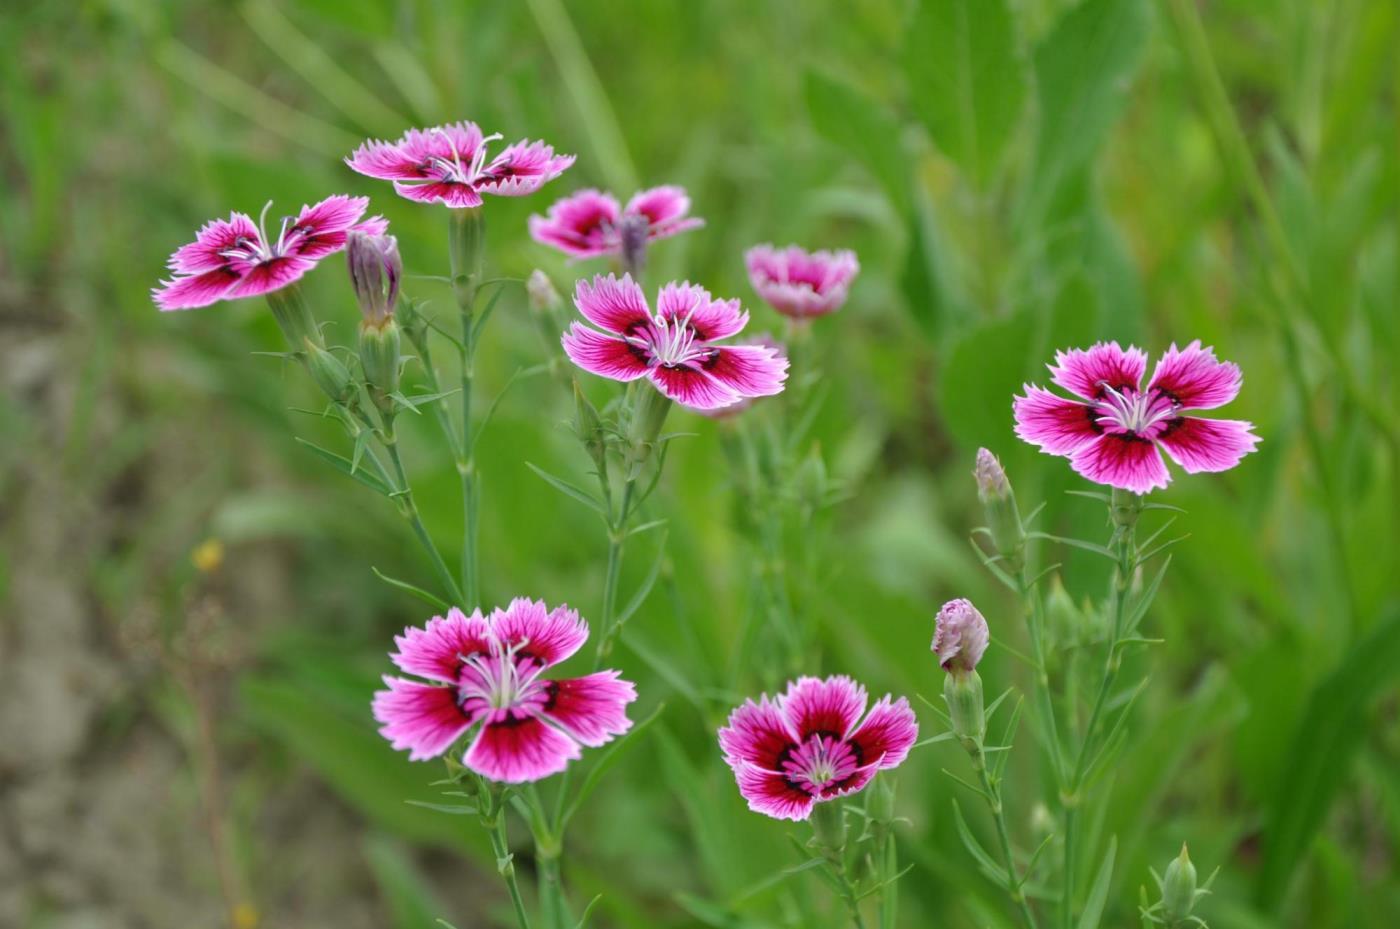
[795,445,828,518]
[359,317,402,399]
[933,599,989,675]
[943,667,985,748]
[573,378,608,479]
[303,339,354,403]
[527,269,562,314]
[867,772,897,825]
[347,231,401,328]
[1161,844,1198,923]
[974,448,1026,573]
[618,213,650,279]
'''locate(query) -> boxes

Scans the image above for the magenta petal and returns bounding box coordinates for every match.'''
[1070,435,1170,494]
[1157,417,1260,474]
[478,140,575,196]
[392,180,484,209]
[1049,342,1147,401]
[701,345,788,398]
[346,139,433,181]
[152,267,243,311]
[529,189,621,257]
[353,215,390,238]
[573,274,651,334]
[541,671,637,747]
[649,364,741,410]
[390,607,491,683]
[1013,386,1100,456]
[464,712,580,783]
[170,214,260,274]
[295,194,370,236]
[781,676,867,741]
[561,324,650,382]
[656,282,748,341]
[1147,341,1243,410]
[373,676,476,761]
[733,764,815,821]
[226,256,315,299]
[491,598,588,671]
[718,696,797,770]
[625,185,690,227]
[846,697,918,770]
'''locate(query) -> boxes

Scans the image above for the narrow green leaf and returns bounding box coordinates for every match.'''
[295,437,393,495]
[1075,836,1117,929]
[951,799,1009,884]
[525,462,606,516]
[371,567,451,611]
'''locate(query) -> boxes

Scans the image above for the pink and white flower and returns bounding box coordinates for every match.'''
[717,676,918,821]
[372,599,636,783]
[745,244,860,319]
[1013,341,1260,494]
[932,599,989,673]
[153,195,388,311]
[346,121,574,209]
[528,186,703,259]
[562,274,788,411]
[694,334,787,420]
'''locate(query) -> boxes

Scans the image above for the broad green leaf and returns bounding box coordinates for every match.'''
[1256,607,1400,908]
[804,69,910,208]
[1023,0,1151,221]
[904,0,1028,188]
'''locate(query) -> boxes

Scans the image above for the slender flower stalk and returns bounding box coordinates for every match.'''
[450,208,485,608]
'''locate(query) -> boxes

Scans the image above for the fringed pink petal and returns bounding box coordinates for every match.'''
[781,676,868,741]
[169,214,260,274]
[1147,341,1243,410]
[541,671,637,747]
[464,712,580,783]
[733,764,816,821]
[625,185,691,228]
[353,215,390,238]
[655,281,748,341]
[490,598,589,671]
[390,607,492,683]
[529,189,621,257]
[477,140,575,196]
[152,268,244,311]
[846,696,919,770]
[1157,416,1260,474]
[1013,386,1101,456]
[701,345,788,398]
[1069,434,1170,494]
[346,139,434,181]
[561,323,650,382]
[392,180,484,209]
[225,256,315,299]
[1049,342,1147,401]
[649,364,741,410]
[572,274,652,335]
[294,194,370,236]
[718,696,797,770]
[372,676,477,761]
[744,244,859,318]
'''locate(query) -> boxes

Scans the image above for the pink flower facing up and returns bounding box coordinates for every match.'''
[745,244,860,319]
[562,274,789,411]
[346,121,574,209]
[529,186,703,259]
[717,676,918,822]
[153,196,388,311]
[372,599,636,783]
[1013,341,1260,494]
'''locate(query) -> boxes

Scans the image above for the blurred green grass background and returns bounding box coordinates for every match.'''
[2,0,1398,927]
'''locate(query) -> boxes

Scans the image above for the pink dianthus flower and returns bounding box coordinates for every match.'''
[529,186,702,259]
[745,244,859,319]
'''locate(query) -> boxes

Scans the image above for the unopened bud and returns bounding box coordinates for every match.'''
[944,667,985,748]
[974,448,1026,572]
[867,773,897,825]
[527,269,562,314]
[618,214,650,279]
[348,231,401,328]
[1162,844,1198,923]
[304,340,353,403]
[933,598,989,675]
[796,445,828,517]
[359,317,402,400]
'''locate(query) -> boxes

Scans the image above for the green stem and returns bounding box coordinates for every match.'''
[486,815,533,929]
[536,849,571,929]
[449,210,484,609]
[877,832,897,929]
[1018,569,1065,788]
[383,433,466,605]
[1061,509,1136,929]
[594,477,637,664]
[974,748,1039,929]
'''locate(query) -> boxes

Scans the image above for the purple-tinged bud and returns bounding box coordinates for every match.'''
[933,598,989,674]
[618,213,650,279]
[936,598,989,748]
[527,269,562,314]
[348,231,401,329]
[974,448,1026,573]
